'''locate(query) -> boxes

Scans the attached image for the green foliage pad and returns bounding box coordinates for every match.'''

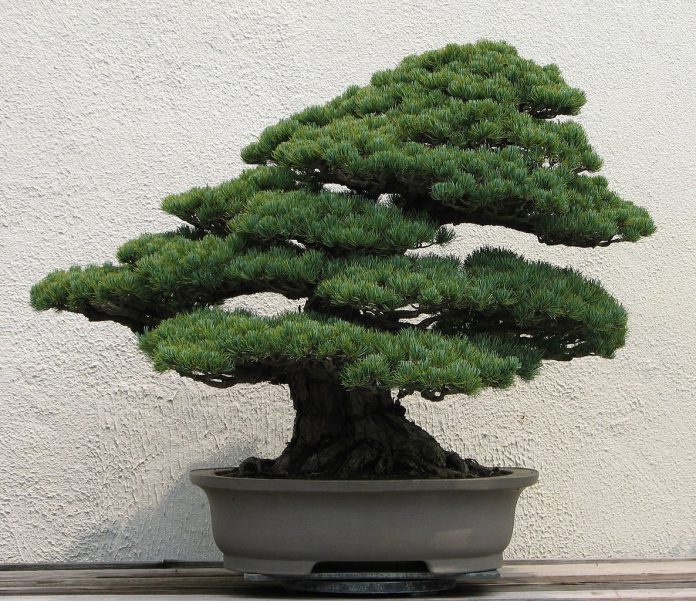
[243,41,654,247]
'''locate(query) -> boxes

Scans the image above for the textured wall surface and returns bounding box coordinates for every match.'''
[2,0,695,562]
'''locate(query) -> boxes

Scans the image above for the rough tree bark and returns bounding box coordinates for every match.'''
[226,373,499,479]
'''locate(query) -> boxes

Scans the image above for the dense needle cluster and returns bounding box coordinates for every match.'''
[241,41,653,246]
[31,41,654,478]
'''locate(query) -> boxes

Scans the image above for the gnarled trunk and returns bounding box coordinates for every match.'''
[230,373,497,479]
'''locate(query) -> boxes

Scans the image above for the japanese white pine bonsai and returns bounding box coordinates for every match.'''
[31,41,654,479]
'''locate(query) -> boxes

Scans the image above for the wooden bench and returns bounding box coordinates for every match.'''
[1,559,695,599]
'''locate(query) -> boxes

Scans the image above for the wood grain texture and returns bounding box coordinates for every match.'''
[1,559,695,599]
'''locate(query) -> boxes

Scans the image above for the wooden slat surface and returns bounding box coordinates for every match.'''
[1,559,695,599]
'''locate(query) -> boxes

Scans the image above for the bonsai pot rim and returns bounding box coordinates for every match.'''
[190,466,538,491]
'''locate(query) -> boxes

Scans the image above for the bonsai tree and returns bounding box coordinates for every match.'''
[31,41,654,479]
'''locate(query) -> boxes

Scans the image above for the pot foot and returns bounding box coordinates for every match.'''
[278,575,458,595]
[244,565,500,595]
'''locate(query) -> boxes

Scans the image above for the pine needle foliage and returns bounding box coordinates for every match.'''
[32,40,654,403]
[139,309,541,400]
[242,41,654,247]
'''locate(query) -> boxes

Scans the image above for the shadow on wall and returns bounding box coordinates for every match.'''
[58,376,294,563]
[63,449,250,563]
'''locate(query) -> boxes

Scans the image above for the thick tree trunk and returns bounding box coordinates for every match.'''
[228,373,498,479]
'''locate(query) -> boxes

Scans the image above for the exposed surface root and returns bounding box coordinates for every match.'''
[221,450,500,479]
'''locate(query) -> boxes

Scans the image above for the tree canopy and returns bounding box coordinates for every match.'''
[241,41,654,247]
[31,41,655,403]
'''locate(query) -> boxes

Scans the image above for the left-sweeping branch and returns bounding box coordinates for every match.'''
[29,235,322,331]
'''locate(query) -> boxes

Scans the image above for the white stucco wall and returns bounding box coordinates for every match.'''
[2,0,695,563]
